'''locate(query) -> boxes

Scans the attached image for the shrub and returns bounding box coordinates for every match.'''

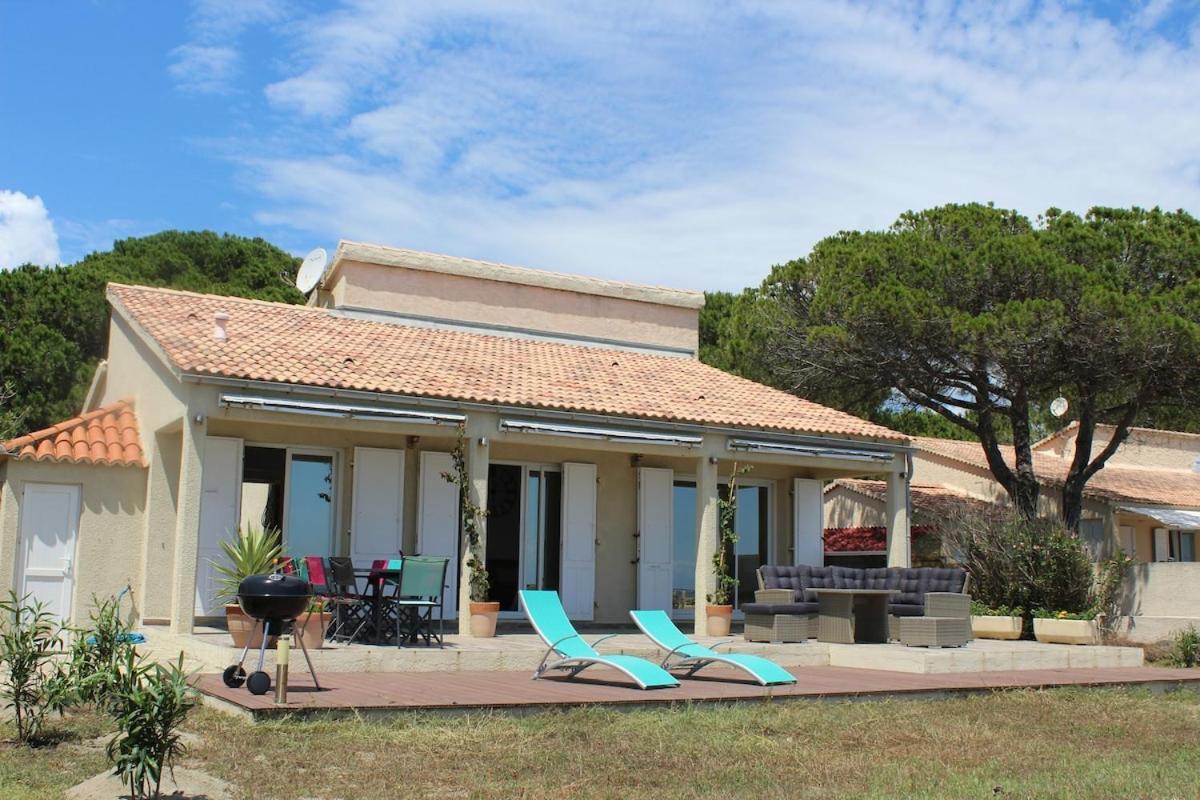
[970,601,1024,617]
[0,592,70,743]
[210,524,281,605]
[1162,625,1200,668]
[1031,608,1097,620]
[63,592,139,711]
[939,508,1094,614]
[106,650,197,800]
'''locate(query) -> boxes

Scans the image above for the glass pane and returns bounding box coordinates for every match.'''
[542,471,562,592]
[286,454,334,557]
[1182,532,1196,563]
[733,486,768,608]
[523,472,541,591]
[672,482,697,610]
[485,464,522,611]
[241,446,285,534]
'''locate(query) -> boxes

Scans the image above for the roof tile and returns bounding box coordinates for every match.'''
[2,399,145,467]
[107,284,906,442]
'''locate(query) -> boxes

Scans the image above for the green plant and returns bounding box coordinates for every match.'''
[1031,608,1097,621]
[970,601,1024,617]
[106,650,197,799]
[708,463,751,606]
[938,507,1094,615]
[209,525,282,605]
[442,424,490,603]
[1093,550,1135,634]
[1161,625,1200,668]
[63,592,138,711]
[0,592,70,743]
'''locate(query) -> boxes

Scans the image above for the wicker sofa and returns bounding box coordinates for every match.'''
[743,565,969,643]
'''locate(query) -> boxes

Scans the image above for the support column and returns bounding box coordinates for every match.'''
[0,476,21,599]
[169,413,206,634]
[885,466,911,568]
[693,452,720,634]
[457,418,491,634]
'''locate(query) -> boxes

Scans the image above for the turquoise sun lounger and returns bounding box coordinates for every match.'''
[630,609,797,686]
[519,590,679,690]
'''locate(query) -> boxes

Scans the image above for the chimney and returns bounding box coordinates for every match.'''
[213,312,230,341]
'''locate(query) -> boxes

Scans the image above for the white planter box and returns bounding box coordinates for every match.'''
[972,615,1022,640]
[1034,617,1098,645]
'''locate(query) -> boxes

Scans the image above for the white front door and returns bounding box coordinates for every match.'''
[417,450,459,619]
[18,483,81,620]
[196,436,243,616]
[637,467,674,612]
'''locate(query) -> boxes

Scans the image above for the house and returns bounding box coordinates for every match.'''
[826,426,1200,641]
[0,241,913,633]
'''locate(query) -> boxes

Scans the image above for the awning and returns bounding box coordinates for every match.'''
[727,438,894,463]
[498,418,702,448]
[219,394,466,426]
[1117,504,1200,529]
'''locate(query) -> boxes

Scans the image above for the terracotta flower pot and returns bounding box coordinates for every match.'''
[225,604,276,649]
[469,601,501,637]
[295,610,333,651]
[971,615,1023,640]
[705,604,733,637]
[1034,617,1098,645]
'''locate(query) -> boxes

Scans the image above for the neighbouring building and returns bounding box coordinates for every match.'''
[0,241,913,633]
[825,425,1200,641]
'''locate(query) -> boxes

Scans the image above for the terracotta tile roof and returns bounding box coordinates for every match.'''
[1,399,145,467]
[107,284,906,442]
[913,436,1200,509]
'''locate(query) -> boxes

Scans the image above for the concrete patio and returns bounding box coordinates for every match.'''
[141,624,1145,677]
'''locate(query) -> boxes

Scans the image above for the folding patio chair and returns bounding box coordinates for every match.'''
[391,557,449,648]
[326,556,370,643]
[630,609,796,686]
[519,590,678,690]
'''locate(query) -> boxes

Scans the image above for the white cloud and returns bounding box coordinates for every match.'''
[168,44,239,94]
[194,1,1200,289]
[0,190,60,269]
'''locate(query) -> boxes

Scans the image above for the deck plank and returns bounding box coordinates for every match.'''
[197,665,1200,718]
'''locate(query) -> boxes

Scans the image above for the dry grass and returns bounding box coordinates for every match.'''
[5,688,1200,799]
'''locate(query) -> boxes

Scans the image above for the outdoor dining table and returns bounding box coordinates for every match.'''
[811,588,898,644]
[353,566,402,645]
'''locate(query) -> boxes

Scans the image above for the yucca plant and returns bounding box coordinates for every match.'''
[209,525,282,606]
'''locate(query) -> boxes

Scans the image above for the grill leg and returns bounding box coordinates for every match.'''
[291,626,321,691]
[253,621,271,673]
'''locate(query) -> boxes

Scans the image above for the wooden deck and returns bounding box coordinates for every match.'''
[197,664,1200,719]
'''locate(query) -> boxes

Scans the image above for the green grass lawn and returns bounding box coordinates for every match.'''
[4,688,1200,799]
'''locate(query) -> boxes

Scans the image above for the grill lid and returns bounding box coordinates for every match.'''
[237,572,311,598]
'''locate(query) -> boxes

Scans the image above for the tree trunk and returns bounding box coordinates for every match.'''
[976,398,1040,520]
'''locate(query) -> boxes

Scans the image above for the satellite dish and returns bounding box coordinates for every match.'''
[1050,397,1069,418]
[295,248,328,295]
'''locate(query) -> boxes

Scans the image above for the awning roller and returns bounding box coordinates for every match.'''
[727,438,894,463]
[219,394,466,426]
[499,418,702,447]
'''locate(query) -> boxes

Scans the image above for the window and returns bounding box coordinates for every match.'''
[1169,530,1197,562]
[670,479,773,612]
[241,445,337,557]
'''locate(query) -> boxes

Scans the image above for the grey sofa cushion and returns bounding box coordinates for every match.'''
[759,564,966,610]
[742,602,819,616]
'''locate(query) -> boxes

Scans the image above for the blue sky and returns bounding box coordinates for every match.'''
[2,1,1199,290]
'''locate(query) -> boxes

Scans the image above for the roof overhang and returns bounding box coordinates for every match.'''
[1117,504,1200,529]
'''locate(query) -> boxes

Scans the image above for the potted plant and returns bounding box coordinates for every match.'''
[1032,607,1100,645]
[970,601,1024,640]
[209,525,282,649]
[706,463,750,637]
[295,598,333,651]
[443,425,497,637]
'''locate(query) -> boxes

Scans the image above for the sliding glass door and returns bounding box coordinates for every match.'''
[486,463,563,612]
[240,444,338,558]
[671,479,773,615]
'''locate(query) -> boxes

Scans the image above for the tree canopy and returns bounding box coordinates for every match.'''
[751,203,1200,527]
[0,231,302,431]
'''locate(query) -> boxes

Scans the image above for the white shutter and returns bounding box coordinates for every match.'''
[1154,527,1171,562]
[560,462,597,620]
[195,437,242,616]
[1119,525,1136,558]
[417,451,459,619]
[637,467,674,612]
[793,478,824,566]
[351,447,404,568]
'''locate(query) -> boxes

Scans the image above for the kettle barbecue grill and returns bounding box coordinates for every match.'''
[222,572,322,696]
